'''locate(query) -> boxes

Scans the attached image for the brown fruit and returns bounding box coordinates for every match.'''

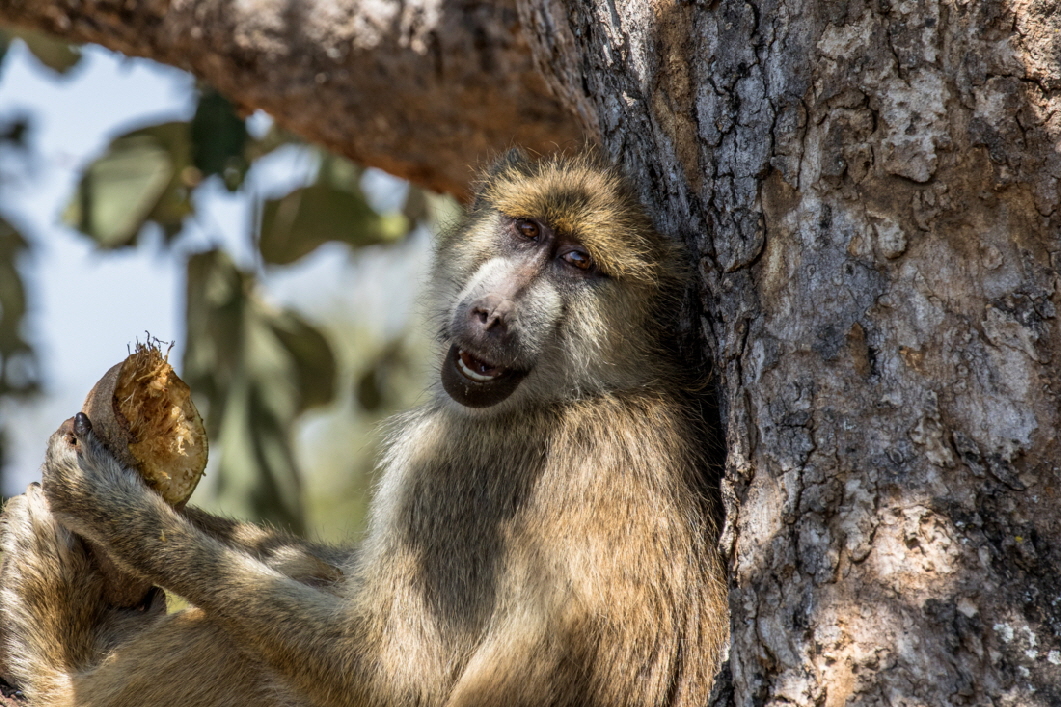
[81,342,207,507]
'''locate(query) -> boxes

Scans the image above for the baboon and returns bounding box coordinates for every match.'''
[0,151,728,707]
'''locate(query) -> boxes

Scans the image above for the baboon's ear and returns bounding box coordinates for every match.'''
[472,149,530,210]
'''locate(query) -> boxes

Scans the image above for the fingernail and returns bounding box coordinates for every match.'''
[74,412,92,437]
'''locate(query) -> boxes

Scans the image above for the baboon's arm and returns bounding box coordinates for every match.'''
[41,416,364,704]
[181,507,349,590]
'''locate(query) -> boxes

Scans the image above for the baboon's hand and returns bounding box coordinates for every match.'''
[42,412,151,543]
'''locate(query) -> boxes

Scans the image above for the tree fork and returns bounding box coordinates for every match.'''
[0,0,584,197]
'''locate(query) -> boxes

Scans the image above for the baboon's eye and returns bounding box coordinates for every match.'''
[516,219,541,240]
[561,248,594,271]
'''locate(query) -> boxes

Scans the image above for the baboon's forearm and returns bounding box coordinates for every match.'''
[85,492,363,700]
[181,506,349,587]
[42,424,366,703]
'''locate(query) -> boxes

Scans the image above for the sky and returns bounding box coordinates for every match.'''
[0,39,431,507]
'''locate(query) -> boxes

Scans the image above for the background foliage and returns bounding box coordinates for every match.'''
[0,28,447,534]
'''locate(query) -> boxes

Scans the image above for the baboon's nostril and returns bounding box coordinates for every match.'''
[469,298,508,333]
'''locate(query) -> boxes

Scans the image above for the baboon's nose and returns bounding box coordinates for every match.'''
[469,295,513,334]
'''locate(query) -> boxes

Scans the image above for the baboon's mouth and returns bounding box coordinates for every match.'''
[456,349,504,382]
[441,344,528,408]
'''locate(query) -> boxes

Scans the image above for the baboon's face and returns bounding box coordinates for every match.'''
[434,158,673,410]
[439,214,603,408]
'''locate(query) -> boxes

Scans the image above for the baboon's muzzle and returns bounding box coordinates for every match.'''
[440,344,529,408]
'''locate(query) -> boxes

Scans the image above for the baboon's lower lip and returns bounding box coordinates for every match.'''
[441,344,528,408]
[457,348,504,382]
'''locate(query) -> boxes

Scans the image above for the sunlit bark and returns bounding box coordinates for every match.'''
[0,0,583,197]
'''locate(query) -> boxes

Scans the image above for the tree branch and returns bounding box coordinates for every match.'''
[0,0,584,196]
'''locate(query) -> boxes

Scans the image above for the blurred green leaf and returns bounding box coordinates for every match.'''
[64,135,171,247]
[355,368,384,411]
[319,154,362,192]
[65,121,195,247]
[259,184,389,265]
[0,217,39,397]
[354,342,409,412]
[190,87,247,191]
[271,312,337,411]
[0,29,81,74]
[183,249,337,530]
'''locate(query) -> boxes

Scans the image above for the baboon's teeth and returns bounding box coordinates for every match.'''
[457,349,502,382]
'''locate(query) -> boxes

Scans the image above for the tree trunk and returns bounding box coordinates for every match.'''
[6,0,1061,703]
[0,0,583,197]
[524,0,1061,704]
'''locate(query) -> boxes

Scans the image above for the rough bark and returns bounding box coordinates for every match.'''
[0,0,583,197]
[523,0,1061,704]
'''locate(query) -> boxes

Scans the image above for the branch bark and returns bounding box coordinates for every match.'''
[0,0,583,197]
[523,0,1061,704]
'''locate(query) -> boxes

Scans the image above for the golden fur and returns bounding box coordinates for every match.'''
[0,151,727,707]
